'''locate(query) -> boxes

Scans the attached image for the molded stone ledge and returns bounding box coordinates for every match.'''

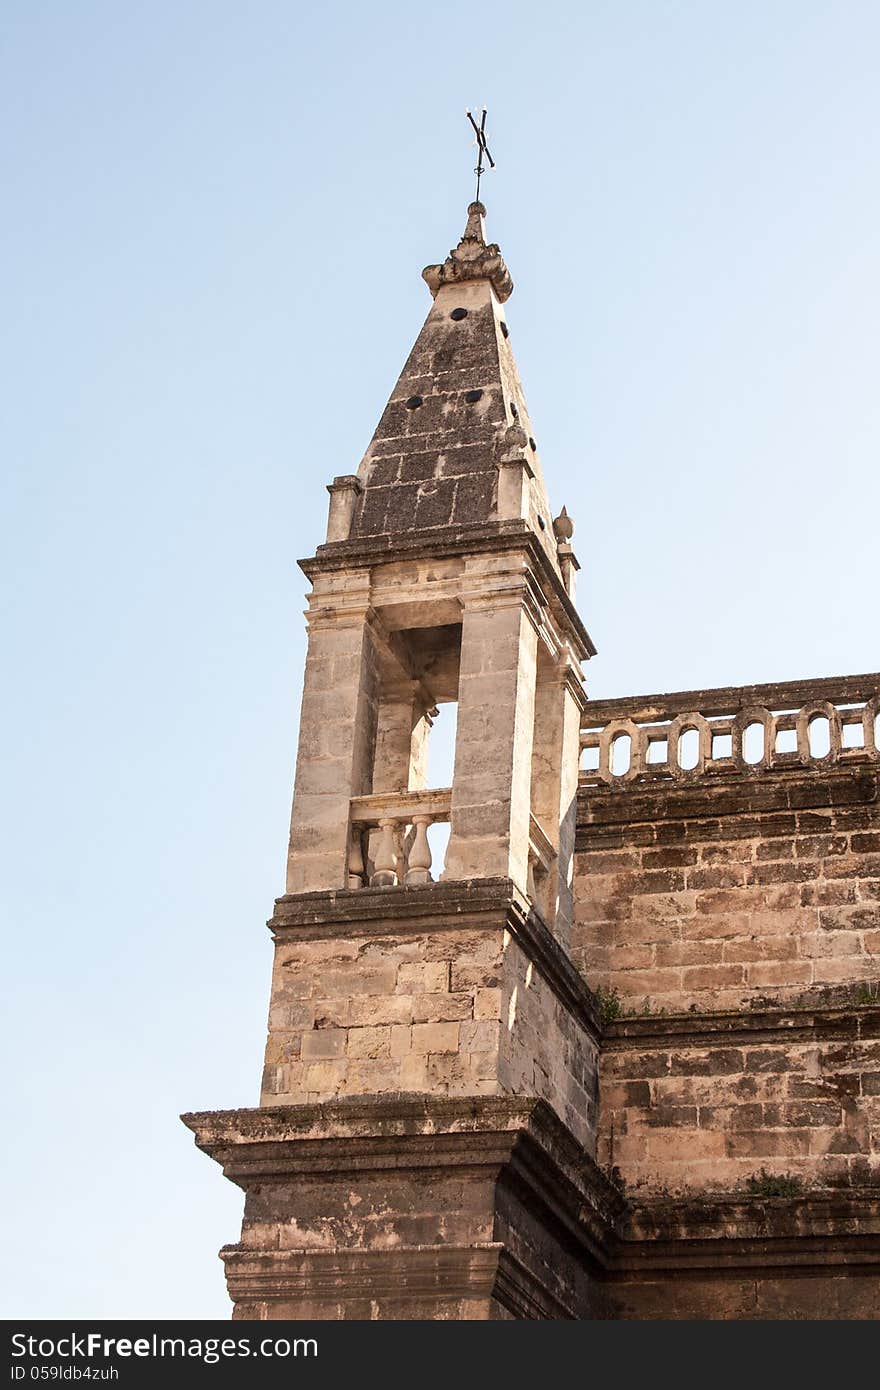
[220,1244,508,1319]
[182,1093,626,1254]
[604,1002,880,1049]
[221,1245,582,1321]
[181,1093,620,1215]
[181,1095,626,1319]
[267,877,601,1043]
[583,674,880,727]
[577,766,879,837]
[300,520,596,659]
[625,1188,880,1250]
[181,1096,880,1317]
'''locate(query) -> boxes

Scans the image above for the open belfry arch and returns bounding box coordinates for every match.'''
[287,198,589,925]
[183,195,880,1320]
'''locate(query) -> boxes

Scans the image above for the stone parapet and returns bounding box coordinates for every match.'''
[580,673,879,788]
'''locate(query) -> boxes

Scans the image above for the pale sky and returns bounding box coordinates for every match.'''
[2,1,878,1317]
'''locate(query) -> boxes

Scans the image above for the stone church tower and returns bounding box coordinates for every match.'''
[184,202,880,1319]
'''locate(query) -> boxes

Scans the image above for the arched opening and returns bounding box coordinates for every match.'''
[426,701,457,788]
[610,732,631,777]
[678,727,700,771]
[808,715,831,759]
[742,721,765,765]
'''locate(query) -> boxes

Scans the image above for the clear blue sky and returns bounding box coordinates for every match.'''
[2,1,877,1317]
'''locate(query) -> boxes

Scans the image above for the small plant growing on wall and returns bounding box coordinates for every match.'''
[745,1168,804,1198]
[595,984,623,1022]
[853,982,880,1007]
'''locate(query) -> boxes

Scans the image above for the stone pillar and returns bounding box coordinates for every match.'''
[556,542,579,600]
[530,652,585,952]
[444,581,540,893]
[371,679,424,794]
[495,430,534,521]
[325,475,362,543]
[285,588,379,894]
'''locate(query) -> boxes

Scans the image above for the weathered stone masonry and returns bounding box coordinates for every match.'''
[183,202,880,1319]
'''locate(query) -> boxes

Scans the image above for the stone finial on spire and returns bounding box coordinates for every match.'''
[422,201,514,303]
[553,506,575,543]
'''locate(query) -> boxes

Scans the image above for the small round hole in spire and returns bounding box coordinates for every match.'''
[510,402,519,419]
[450,308,468,321]
[529,436,537,451]
[405,396,424,410]
[500,321,510,338]
[464,389,483,404]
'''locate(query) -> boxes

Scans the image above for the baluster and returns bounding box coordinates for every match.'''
[405,815,433,885]
[347,824,366,890]
[370,819,399,887]
[394,823,407,882]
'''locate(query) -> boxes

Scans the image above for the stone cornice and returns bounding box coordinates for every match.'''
[181,1097,880,1282]
[617,1189,880,1274]
[182,1094,625,1271]
[603,1002,880,1050]
[577,765,878,840]
[218,1241,578,1320]
[626,1188,880,1241]
[220,1243,506,1308]
[583,673,880,727]
[299,520,596,660]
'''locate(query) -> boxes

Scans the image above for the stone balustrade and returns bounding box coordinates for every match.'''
[347,792,559,911]
[348,788,452,888]
[580,674,879,788]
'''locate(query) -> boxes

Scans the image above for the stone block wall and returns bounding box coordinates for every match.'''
[572,756,880,1206]
[498,925,598,1146]
[573,769,880,1013]
[261,927,505,1104]
[260,881,599,1151]
[599,1009,880,1193]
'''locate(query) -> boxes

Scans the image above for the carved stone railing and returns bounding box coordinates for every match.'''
[348,788,451,888]
[579,674,879,789]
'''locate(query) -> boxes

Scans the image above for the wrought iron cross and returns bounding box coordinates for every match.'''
[466,107,495,202]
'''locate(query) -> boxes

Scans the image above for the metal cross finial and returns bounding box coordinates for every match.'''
[466,107,495,203]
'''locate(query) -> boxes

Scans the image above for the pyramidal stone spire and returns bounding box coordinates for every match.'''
[348,202,561,571]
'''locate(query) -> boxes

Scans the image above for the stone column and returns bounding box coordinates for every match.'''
[285,585,380,894]
[444,577,540,894]
[495,428,534,521]
[530,651,585,952]
[371,679,424,793]
[324,475,362,543]
[556,542,580,600]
